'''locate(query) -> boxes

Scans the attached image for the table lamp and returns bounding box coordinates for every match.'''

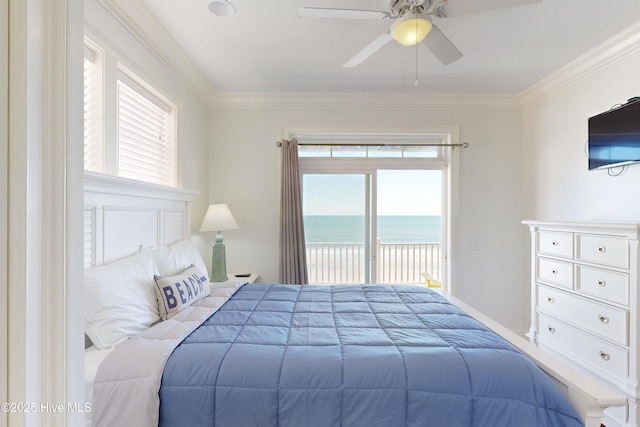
[200,203,239,281]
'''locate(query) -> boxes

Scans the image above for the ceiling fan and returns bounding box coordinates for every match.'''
[298,0,542,68]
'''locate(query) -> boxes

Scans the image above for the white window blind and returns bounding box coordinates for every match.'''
[116,69,176,187]
[83,43,103,172]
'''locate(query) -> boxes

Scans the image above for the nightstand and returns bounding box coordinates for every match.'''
[215,273,258,286]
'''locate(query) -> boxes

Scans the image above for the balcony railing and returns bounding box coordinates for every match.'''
[306,240,441,285]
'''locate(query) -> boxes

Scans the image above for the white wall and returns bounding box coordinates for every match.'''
[1,0,7,419]
[522,24,640,221]
[85,0,211,229]
[209,97,528,330]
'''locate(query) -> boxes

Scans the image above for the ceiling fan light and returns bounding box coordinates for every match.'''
[208,1,236,17]
[391,13,432,46]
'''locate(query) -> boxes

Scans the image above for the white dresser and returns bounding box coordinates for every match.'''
[524,221,640,427]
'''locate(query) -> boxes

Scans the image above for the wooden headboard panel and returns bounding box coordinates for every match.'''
[84,172,198,268]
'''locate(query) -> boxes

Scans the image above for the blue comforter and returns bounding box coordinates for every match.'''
[159,284,582,427]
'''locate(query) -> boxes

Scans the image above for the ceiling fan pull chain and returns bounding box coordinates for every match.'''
[414,19,420,86]
[401,61,406,98]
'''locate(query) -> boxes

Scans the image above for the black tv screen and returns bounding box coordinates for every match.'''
[588,98,640,170]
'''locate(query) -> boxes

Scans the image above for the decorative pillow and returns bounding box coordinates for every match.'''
[84,250,160,349]
[146,239,210,282]
[154,264,211,320]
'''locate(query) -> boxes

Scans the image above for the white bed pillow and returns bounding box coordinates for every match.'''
[84,250,160,349]
[153,264,210,320]
[146,239,210,282]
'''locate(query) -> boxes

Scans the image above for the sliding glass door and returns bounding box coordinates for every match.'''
[296,133,454,288]
[302,169,443,285]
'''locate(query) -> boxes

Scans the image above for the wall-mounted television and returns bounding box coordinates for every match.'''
[588,97,640,170]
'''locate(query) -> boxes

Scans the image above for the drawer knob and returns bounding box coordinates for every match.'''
[597,246,606,253]
[552,241,558,247]
[547,296,555,303]
[598,315,610,324]
[551,269,558,275]
[597,280,607,287]
[547,326,555,334]
[599,351,611,362]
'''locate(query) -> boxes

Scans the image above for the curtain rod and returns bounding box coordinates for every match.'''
[275,141,469,148]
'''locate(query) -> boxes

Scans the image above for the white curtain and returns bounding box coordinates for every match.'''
[279,139,309,284]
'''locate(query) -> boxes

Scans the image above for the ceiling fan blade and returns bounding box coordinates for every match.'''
[298,7,388,20]
[439,0,542,17]
[343,31,393,68]
[423,24,462,65]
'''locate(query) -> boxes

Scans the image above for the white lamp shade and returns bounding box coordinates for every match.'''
[391,13,432,46]
[200,203,239,232]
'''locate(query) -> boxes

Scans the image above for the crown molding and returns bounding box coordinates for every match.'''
[519,22,640,109]
[209,92,523,111]
[97,0,219,108]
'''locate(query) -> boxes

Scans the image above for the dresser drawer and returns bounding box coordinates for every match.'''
[577,265,629,306]
[538,231,573,259]
[537,285,628,346]
[576,233,629,269]
[537,313,628,382]
[537,257,573,289]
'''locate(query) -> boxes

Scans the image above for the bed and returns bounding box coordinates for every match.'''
[83,173,624,427]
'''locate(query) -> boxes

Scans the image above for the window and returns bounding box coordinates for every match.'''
[117,69,176,187]
[297,134,443,159]
[299,144,440,158]
[83,38,177,187]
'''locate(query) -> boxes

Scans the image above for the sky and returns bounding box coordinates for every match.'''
[302,170,442,216]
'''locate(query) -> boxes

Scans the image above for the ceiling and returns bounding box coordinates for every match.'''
[140,0,640,94]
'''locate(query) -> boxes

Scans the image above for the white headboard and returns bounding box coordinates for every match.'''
[84,172,198,268]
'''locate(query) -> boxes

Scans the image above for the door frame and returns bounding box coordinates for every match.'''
[1,0,8,419]
[7,1,85,425]
[285,124,461,293]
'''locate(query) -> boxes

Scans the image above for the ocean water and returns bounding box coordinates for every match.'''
[304,215,441,243]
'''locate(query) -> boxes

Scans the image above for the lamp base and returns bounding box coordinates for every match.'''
[211,243,228,282]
